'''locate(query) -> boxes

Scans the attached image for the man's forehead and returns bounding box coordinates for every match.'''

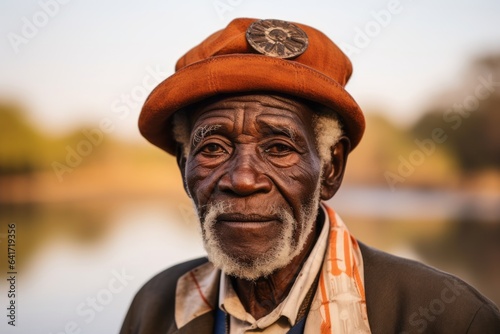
[188,93,315,126]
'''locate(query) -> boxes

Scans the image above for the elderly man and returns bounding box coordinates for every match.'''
[120,18,500,333]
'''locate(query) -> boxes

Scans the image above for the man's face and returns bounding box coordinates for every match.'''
[182,94,324,279]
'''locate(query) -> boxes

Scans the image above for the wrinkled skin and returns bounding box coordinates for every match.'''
[177,94,349,319]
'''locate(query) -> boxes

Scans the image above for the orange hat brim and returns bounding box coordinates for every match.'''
[139,54,364,155]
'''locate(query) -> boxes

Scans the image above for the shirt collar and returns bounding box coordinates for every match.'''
[175,260,220,328]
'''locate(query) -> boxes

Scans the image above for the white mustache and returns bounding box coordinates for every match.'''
[201,202,295,227]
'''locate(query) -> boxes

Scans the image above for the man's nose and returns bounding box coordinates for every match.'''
[218,151,272,196]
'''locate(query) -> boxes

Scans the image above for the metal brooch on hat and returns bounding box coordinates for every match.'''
[246,19,309,59]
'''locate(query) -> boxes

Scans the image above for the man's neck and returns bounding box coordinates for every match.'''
[230,214,322,320]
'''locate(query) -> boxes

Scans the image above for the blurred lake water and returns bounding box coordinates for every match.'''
[0,186,499,334]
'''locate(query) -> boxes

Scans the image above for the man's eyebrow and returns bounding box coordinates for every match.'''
[256,120,298,142]
[192,124,222,145]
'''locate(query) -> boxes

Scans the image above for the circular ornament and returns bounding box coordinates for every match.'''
[246,19,309,59]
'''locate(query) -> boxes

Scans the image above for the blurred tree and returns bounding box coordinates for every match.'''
[346,112,459,188]
[0,102,113,178]
[0,103,43,175]
[411,54,500,172]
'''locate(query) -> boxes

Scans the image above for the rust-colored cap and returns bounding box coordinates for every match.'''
[139,18,365,155]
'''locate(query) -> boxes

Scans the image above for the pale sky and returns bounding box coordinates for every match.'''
[1,0,499,141]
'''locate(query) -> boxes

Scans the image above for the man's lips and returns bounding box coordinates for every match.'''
[217,213,279,224]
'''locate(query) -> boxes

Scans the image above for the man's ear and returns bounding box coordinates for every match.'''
[320,136,350,200]
[175,145,189,194]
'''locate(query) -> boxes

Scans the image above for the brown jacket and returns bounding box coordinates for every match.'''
[120,242,500,333]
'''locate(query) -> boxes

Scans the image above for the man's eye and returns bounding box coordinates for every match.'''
[265,144,293,155]
[201,143,225,155]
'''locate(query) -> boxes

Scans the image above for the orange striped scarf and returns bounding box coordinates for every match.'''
[304,205,371,333]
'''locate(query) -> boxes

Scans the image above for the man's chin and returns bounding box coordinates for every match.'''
[206,247,292,281]
[209,256,289,281]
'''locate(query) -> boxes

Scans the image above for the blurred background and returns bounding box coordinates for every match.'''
[1,0,499,333]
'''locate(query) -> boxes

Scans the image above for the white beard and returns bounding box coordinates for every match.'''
[198,179,322,280]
